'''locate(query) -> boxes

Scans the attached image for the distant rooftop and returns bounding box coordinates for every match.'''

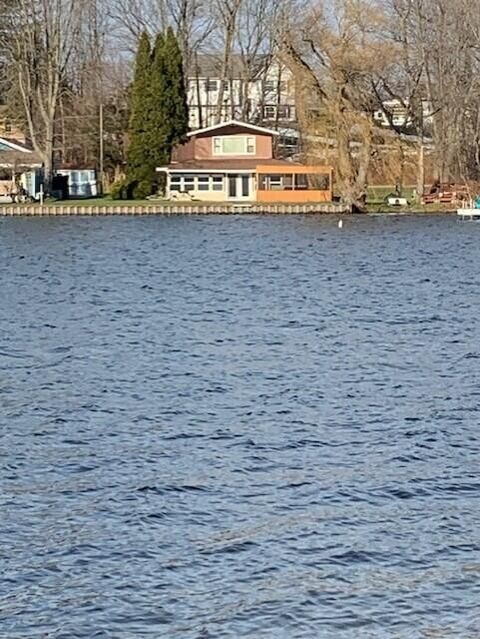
[189,53,272,78]
[187,120,280,137]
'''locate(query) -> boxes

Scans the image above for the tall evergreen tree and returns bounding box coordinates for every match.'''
[126,31,154,197]
[163,27,189,148]
[149,33,169,169]
[126,28,188,198]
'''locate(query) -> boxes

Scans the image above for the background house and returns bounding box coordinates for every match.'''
[373,99,433,131]
[186,54,299,156]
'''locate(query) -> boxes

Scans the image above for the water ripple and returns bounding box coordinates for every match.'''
[0,214,479,638]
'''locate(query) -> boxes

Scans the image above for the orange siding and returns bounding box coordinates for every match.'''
[255,165,333,203]
[257,190,332,203]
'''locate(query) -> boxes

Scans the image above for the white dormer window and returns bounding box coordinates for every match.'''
[212,135,256,155]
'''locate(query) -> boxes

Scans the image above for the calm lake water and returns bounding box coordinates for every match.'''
[1,214,479,638]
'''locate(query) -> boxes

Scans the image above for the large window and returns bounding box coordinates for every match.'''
[169,173,225,193]
[183,175,195,190]
[197,176,209,191]
[268,175,283,190]
[169,175,182,191]
[169,174,196,192]
[212,136,256,156]
[258,173,330,191]
[212,175,224,191]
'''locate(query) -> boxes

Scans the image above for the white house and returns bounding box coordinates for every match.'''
[186,54,299,155]
[373,99,433,129]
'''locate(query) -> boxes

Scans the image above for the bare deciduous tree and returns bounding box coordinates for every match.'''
[280,0,391,208]
[212,0,244,123]
[1,0,92,187]
[108,0,215,72]
[383,0,480,184]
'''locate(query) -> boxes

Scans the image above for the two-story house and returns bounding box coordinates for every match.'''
[187,54,299,155]
[157,120,332,203]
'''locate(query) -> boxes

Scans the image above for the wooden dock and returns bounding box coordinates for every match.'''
[0,202,350,217]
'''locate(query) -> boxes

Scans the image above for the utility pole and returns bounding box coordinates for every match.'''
[417,104,425,203]
[99,102,104,195]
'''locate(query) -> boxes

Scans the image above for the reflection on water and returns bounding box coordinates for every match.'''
[0,214,479,638]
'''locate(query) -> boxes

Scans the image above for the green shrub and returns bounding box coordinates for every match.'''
[110,179,128,200]
[111,176,153,200]
[132,179,153,199]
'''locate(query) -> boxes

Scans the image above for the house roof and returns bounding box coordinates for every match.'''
[0,152,42,168]
[0,136,34,153]
[187,120,280,137]
[0,138,41,168]
[162,158,304,172]
[189,53,270,79]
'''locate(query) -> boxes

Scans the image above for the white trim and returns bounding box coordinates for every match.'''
[0,137,33,153]
[0,163,41,168]
[164,168,256,174]
[187,119,280,137]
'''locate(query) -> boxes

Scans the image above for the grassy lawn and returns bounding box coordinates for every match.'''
[15,198,246,207]
[2,191,456,213]
[367,201,455,214]
[48,197,172,206]
[367,185,416,205]
[366,185,456,213]
[1,197,160,207]
[7,198,336,207]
